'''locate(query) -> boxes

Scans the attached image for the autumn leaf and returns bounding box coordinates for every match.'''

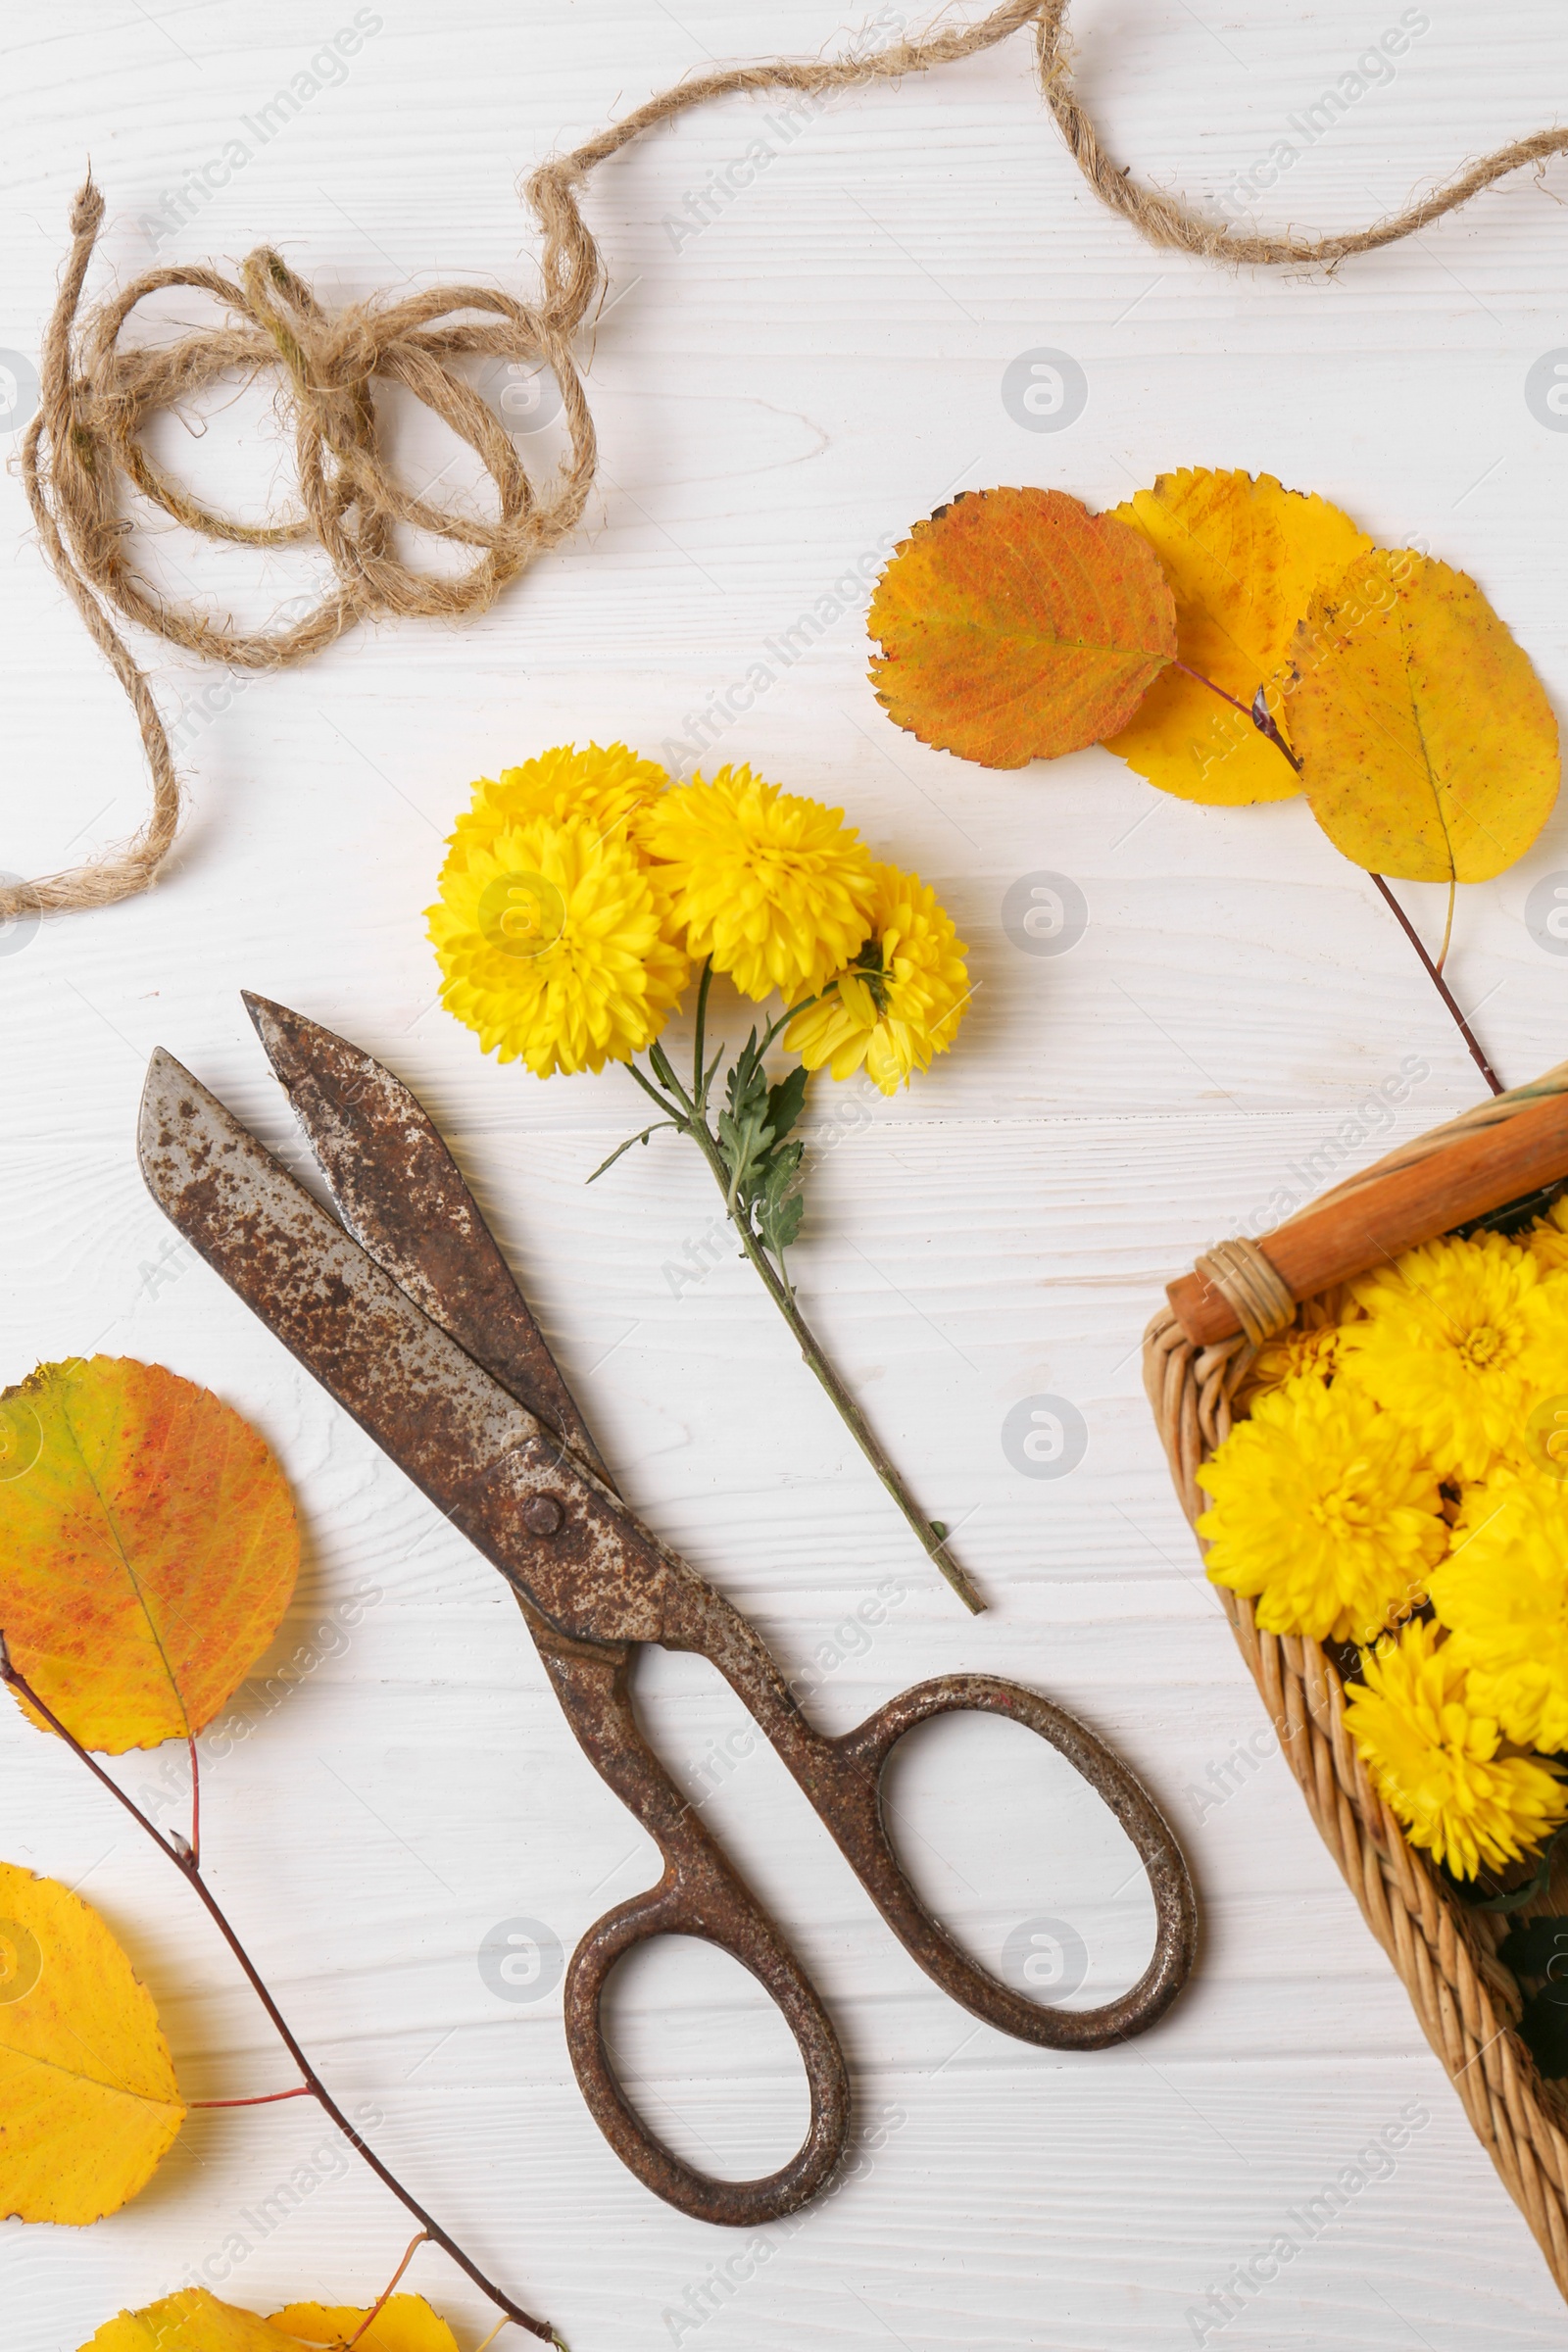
[271,2297,463,2351]
[82,2290,468,2352]
[867,485,1177,767]
[1286,548,1561,881]
[81,2291,301,2351]
[0,1356,299,1754]
[0,1858,185,2224]
[1103,467,1371,805]
[83,2289,321,2349]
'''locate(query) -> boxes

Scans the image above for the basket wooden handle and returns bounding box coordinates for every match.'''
[1168,1089,1568,1346]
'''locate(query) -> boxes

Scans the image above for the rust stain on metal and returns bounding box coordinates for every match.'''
[137,1048,671,1650]
[137,1009,1200,2231]
[241,992,609,1481]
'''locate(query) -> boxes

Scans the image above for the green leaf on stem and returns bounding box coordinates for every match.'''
[715,1034,809,1256]
[756,1142,806,1254]
[766,1060,809,1146]
[586,1121,678,1185]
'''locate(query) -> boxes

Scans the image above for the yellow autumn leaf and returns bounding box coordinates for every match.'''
[83,2288,318,2349]
[1287,548,1561,881]
[1103,467,1371,804]
[82,2290,468,2352]
[0,1859,185,2225]
[0,1355,299,1755]
[271,2297,463,2351]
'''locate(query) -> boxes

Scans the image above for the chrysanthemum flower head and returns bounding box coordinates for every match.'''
[1526,1195,1568,1278]
[427,812,689,1078]
[1345,1618,1568,1880]
[442,743,670,879]
[783,860,970,1096]
[1431,1469,1568,1751]
[1339,1231,1568,1482]
[1197,1373,1448,1643]
[641,764,877,1002]
[1239,1312,1355,1405]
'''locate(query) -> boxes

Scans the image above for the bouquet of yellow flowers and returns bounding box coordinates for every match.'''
[1197,1205,1568,1888]
[426,743,979,1607]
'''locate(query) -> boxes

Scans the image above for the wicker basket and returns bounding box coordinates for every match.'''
[1144,1061,1568,2296]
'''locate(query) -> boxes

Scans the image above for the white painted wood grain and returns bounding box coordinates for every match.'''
[6,3,1568,2345]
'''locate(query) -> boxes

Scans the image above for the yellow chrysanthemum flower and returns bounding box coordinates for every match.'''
[427,813,689,1078]
[1431,1470,1568,1751]
[1197,1374,1448,1643]
[442,742,669,878]
[1345,1618,1568,1880]
[1240,1313,1354,1403]
[641,764,877,1002]
[1526,1194,1568,1277]
[783,861,970,1096]
[1339,1231,1568,1482]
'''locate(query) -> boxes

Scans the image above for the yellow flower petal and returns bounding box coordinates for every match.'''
[835,972,880,1029]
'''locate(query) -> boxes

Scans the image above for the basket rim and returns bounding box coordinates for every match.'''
[1281,1055,1568,1223]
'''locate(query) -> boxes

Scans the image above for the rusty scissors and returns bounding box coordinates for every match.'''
[138,996,1197,2227]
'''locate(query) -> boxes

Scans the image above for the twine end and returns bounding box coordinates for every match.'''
[70,172,105,239]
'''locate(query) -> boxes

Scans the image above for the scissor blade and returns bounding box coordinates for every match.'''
[240,992,608,1483]
[136,1048,675,1648]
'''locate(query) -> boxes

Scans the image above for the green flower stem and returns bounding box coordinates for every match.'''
[630,1046,985,1615]
[691,955,716,1102]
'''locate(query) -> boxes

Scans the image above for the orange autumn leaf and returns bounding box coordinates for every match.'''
[1287,548,1561,881]
[0,1859,185,2225]
[0,1356,299,1755]
[867,486,1176,767]
[1103,467,1371,805]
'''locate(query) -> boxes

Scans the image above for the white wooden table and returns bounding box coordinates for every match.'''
[6,5,1568,2345]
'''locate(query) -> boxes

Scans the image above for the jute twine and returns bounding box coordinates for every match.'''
[14,0,1568,922]
[1190,1235,1297,1348]
[1146,1062,1568,2298]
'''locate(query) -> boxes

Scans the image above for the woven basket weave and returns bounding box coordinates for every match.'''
[1144,1060,1568,2296]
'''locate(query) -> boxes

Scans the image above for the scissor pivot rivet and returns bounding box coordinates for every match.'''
[523,1494,565,1537]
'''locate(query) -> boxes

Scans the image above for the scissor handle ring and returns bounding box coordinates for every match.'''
[564,1865,850,2228]
[820,1672,1198,2047]
[542,1636,852,2228]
